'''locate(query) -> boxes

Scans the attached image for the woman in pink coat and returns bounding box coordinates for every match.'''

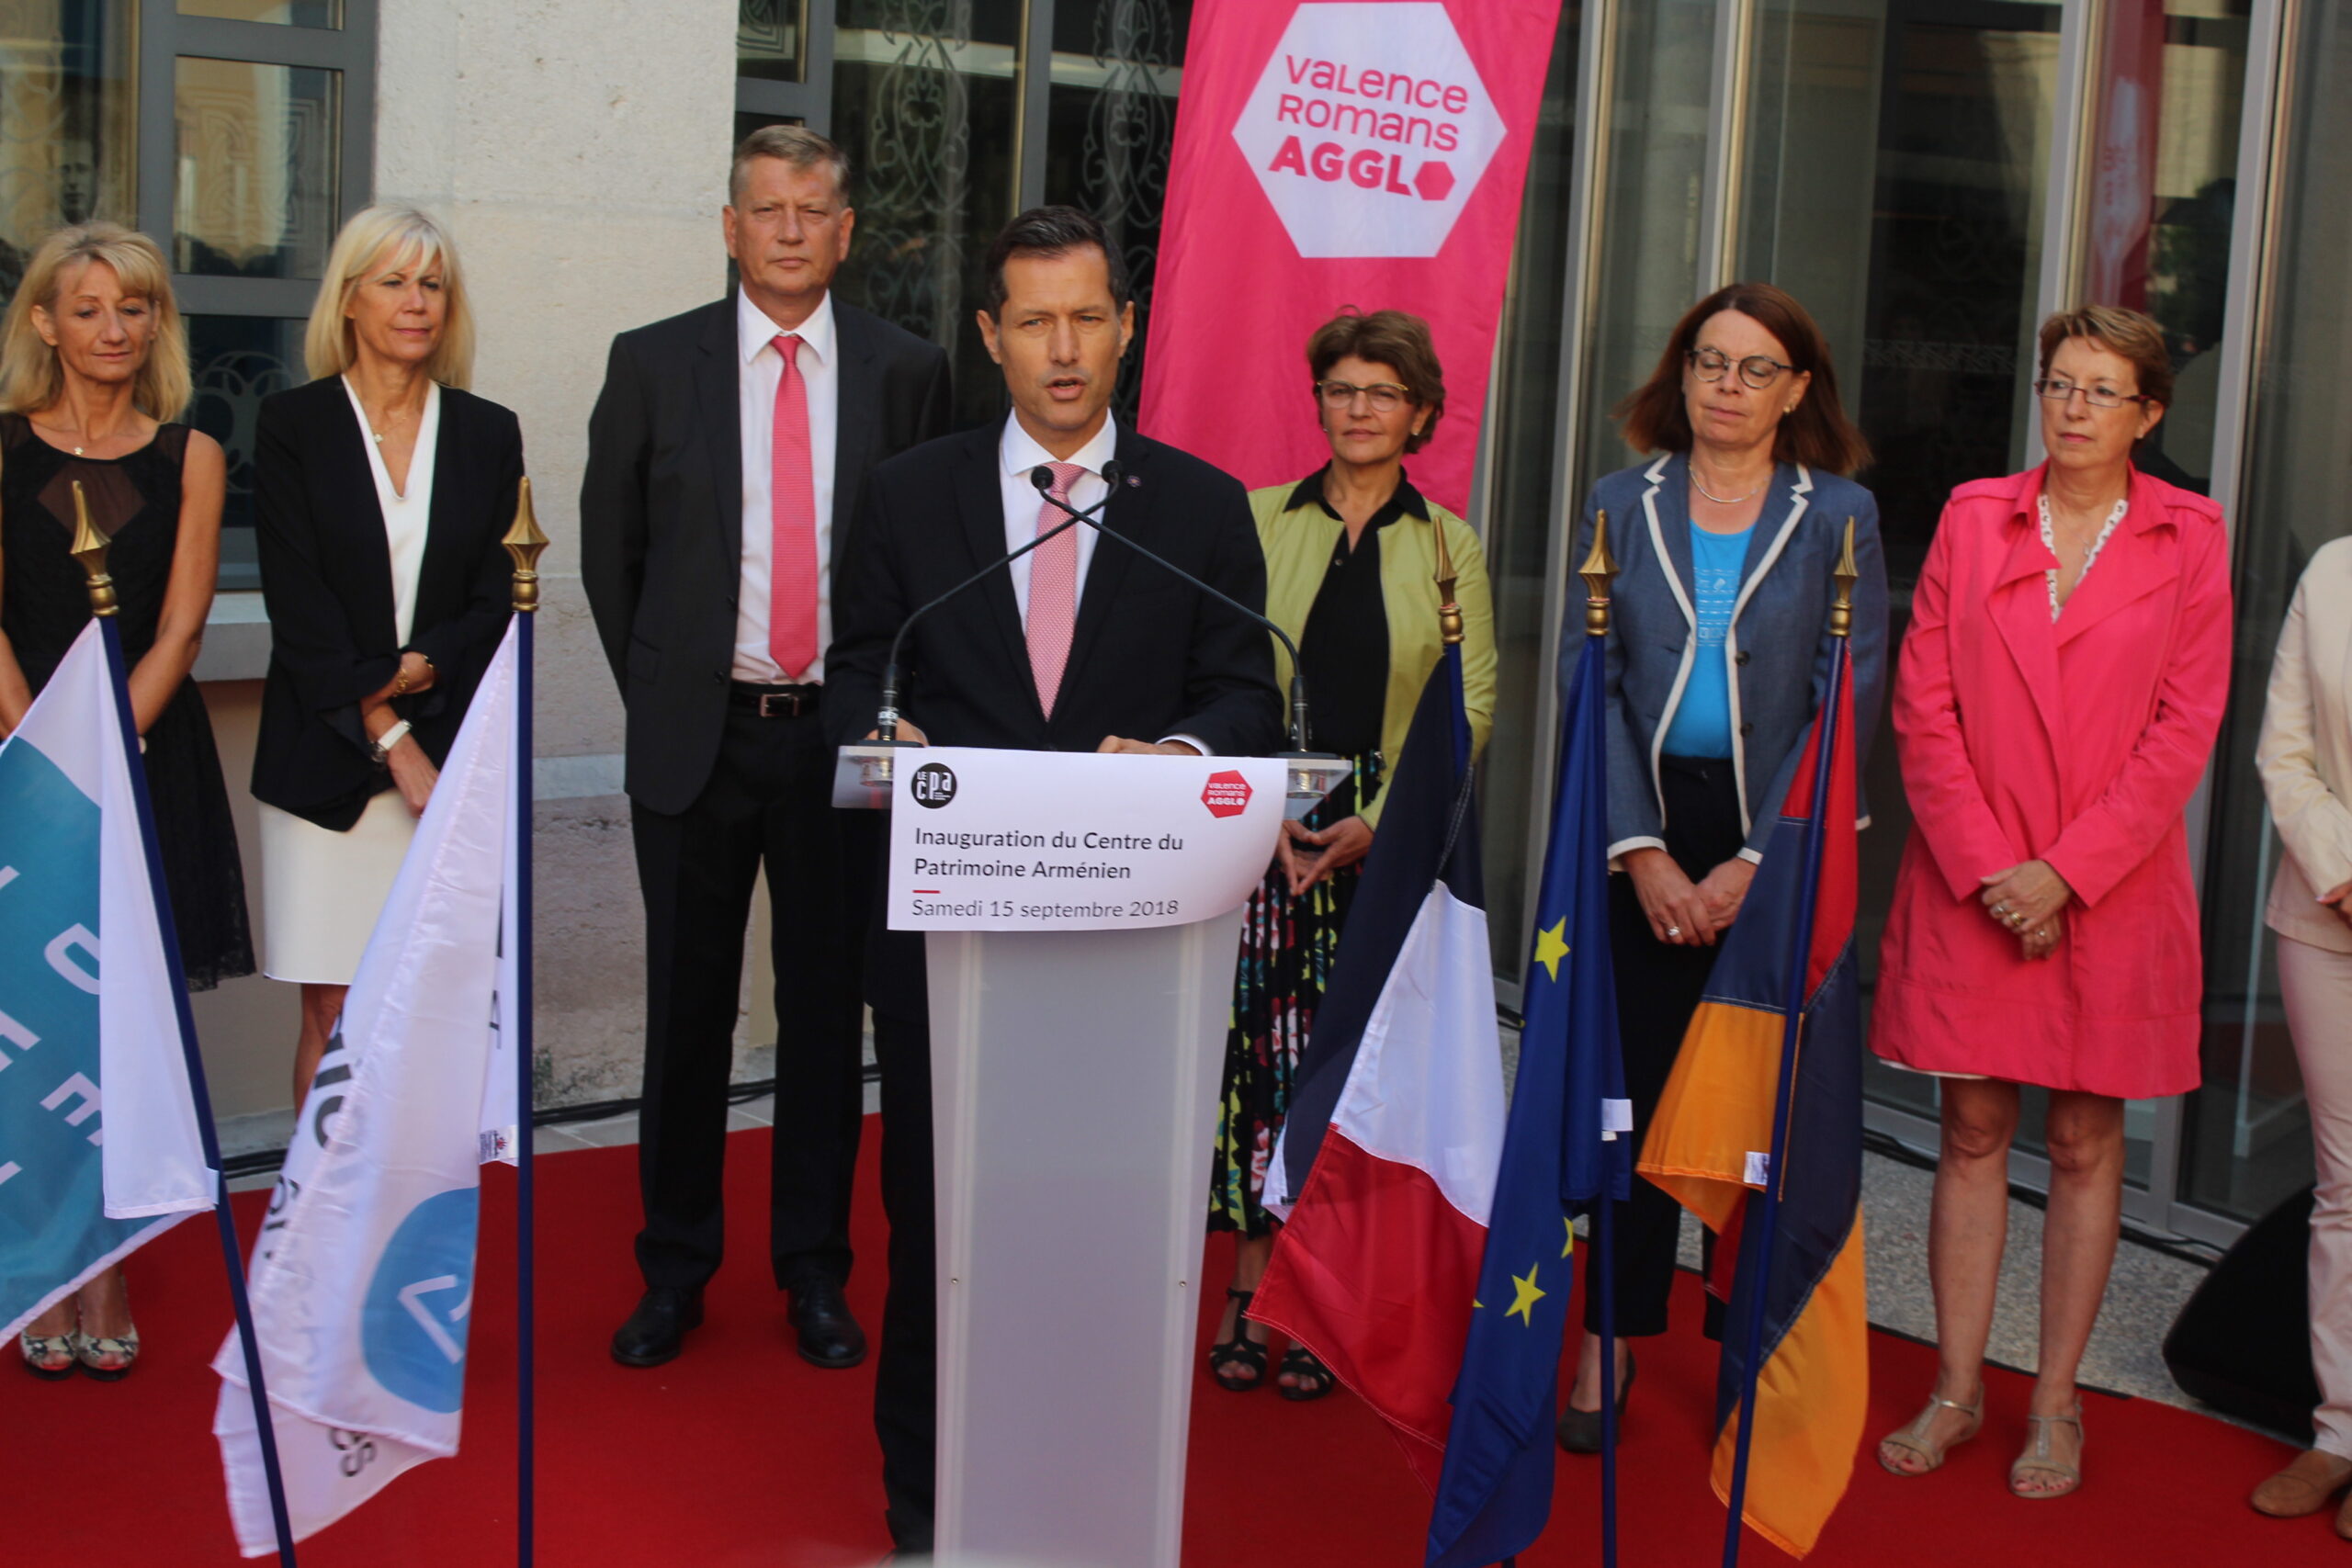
[1871,306,2231,1499]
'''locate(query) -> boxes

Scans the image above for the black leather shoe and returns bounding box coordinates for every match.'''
[610,1286,702,1368]
[1555,1349,1637,1454]
[786,1275,867,1369]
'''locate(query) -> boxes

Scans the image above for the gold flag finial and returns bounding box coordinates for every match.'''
[1579,510,1618,636]
[503,477,549,614]
[68,480,119,618]
[1433,517,1464,646]
[1828,516,1859,639]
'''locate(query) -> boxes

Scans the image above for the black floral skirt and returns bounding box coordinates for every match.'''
[1205,752,1381,1237]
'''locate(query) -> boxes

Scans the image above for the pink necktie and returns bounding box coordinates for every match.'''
[768,333,819,679]
[1027,461,1085,718]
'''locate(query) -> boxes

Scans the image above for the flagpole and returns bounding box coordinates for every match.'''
[1580,515,1622,1568]
[1718,521,1859,1568]
[69,485,300,1565]
[503,479,548,1568]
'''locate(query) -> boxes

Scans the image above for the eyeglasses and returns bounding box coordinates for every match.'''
[1316,378,1414,412]
[2033,378,2152,410]
[1687,347,1794,389]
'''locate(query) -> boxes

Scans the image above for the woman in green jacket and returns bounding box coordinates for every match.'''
[1205,309,1496,1399]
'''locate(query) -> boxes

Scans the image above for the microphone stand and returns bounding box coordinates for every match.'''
[872,476,1119,743]
[832,459,1349,818]
[1025,468,1346,817]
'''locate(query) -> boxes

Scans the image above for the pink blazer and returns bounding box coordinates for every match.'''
[1871,464,2233,1097]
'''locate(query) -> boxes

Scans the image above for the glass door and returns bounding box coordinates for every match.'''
[1739,0,2064,1134]
[2180,0,2332,1229]
[829,0,1027,430]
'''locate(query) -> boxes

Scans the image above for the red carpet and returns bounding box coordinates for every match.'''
[4,1120,2330,1565]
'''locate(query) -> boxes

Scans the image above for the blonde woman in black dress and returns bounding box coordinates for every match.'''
[0,223,253,1379]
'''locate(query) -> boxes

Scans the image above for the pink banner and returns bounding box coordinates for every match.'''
[1138,0,1565,515]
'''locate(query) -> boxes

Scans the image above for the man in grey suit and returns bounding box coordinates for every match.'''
[582,126,952,1371]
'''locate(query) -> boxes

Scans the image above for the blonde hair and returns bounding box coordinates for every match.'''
[304,203,475,387]
[0,223,191,421]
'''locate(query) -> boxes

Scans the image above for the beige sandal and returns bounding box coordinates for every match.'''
[73,1325,139,1382]
[2009,1404,2083,1498]
[18,1327,75,1382]
[1877,1390,1983,1475]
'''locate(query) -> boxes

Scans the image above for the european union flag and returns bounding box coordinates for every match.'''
[1425,615,1625,1568]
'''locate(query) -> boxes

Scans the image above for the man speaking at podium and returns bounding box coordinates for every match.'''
[827,206,1283,1552]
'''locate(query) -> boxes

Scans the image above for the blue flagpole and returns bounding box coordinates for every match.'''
[70,495,299,1565]
[1597,1173,1620,1568]
[1717,635,1849,1568]
[1589,630,1621,1568]
[503,482,547,1568]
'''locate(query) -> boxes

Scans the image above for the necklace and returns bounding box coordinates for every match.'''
[1689,463,1767,505]
[32,415,95,456]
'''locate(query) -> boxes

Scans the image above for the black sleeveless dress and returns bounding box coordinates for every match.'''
[1,414,255,989]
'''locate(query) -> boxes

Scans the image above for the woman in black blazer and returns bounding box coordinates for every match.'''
[250,204,523,1100]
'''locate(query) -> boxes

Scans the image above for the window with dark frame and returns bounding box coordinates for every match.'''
[0,1,375,592]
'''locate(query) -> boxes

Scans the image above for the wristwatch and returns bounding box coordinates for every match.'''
[370,718,413,764]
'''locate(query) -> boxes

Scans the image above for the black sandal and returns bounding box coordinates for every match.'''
[1208,1288,1268,1392]
[1277,1344,1334,1403]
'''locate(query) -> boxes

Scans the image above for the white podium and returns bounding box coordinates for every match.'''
[926,914,1242,1565]
[860,747,1293,1567]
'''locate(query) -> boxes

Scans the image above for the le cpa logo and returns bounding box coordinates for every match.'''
[1232,2,1509,259]
[910,762,958,809]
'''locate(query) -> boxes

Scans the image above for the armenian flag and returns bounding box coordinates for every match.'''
[1637,624,1866,1560]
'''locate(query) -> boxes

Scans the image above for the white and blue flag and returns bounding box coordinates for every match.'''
[0,622,215,1340]
[212,622,519,1555]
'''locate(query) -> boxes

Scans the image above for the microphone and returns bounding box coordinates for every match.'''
[1026,464,1317,755]
[870,462,1125,741]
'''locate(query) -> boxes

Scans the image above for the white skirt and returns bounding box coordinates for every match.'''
[257,790,418,986]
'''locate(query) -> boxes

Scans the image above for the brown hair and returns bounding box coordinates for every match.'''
[1306,308,1445,454]
[2036,304,2173,409]
[1614,282,1871,475]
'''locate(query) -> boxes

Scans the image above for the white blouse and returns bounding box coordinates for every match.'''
[342,376,440,645]
[2037,492,2127,623]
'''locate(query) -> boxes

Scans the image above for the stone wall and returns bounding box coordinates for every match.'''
[199,0,756,1128]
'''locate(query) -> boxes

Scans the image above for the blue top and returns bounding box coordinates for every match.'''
[1659,521,1752,759]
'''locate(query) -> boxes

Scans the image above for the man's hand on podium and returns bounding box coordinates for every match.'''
[865,722,930,746]
[1098,737,1202,757]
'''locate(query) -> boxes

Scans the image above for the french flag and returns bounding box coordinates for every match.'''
[1251,644,1504,1487]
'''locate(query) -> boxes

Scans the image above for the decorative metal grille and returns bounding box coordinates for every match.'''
[851,1,977,355]
[1079,0,1181,423]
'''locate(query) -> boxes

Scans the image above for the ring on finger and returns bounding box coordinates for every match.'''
[1666,925,1682,939]
[1992,901,2010,917]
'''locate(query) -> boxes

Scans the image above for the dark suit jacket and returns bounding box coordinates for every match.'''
[579,293,953,814]
[250,377,525,830]
[825,421,1285,1015]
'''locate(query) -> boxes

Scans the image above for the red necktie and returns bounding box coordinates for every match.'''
[768,333,818,679]
[1027,462,1085,717]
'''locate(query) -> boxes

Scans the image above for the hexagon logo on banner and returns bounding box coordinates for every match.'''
[1231,3,1509,260]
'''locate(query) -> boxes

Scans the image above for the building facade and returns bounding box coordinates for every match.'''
[0,0,2340,1246]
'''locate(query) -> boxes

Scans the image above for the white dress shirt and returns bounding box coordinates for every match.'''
[998,410,1115,620]
[734,287,840,683]
[995,411,1207,754]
